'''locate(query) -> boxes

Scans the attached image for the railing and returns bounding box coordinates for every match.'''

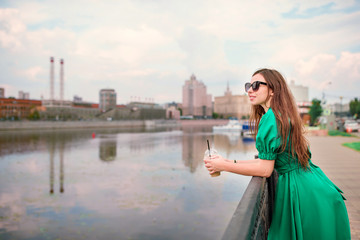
[221,170,278,240]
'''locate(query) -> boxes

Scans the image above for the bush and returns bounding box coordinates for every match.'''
[212,112,219,119]
[328,130,353,137]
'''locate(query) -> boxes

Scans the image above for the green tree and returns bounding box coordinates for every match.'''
[28,109,40,120]
[309,99,323,126]
[349,98,360,119]
[177,107,183,116]
[212,112,219,119]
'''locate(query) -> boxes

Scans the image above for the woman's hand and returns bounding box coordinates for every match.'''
[204,154,227,175]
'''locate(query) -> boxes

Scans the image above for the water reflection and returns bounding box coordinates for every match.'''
[49,140,55,194]
[182,132,207,173]
[181,127,256,173]
[99,140,117,162]
[60,141,65,193]
[0,127,256,240]
[48,137,66,194]
[213,133,255,158]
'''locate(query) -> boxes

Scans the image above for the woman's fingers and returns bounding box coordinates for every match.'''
[209,170,216,175]
[204,156,218,163]
[205,163,214,171]
[204,155,221,174]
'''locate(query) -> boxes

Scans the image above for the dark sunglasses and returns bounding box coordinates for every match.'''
[245,81,268,92]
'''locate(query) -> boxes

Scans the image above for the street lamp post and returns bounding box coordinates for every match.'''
[321,81,332,106]
[340,96,343,117]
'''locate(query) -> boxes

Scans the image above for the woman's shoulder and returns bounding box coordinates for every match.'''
[256,108,281,155]
[259,108,276,126]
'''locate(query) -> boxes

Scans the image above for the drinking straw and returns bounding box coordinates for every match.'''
[207,139,211,157]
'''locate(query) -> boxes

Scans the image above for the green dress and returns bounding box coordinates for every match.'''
[256,108,351,240]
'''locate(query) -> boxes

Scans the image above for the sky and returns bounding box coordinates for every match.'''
[0,0,359,105]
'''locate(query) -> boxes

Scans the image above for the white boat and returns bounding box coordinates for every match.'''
[241,121,255,140]
[242,130,255,143]
[213,120,242,132]
[243,131,255,137]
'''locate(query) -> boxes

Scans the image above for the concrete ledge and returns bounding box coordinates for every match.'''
[222,170,278,240]
[222,176,267,240]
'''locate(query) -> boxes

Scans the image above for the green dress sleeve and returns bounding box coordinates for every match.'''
[255,109,281,160]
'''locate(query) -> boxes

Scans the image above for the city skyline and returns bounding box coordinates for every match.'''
[0,0,359,104]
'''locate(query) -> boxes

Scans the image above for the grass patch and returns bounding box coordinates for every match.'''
[328,130,353,137]
[342,142,360,152]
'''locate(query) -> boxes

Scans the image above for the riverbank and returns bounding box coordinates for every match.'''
[0,120,173,131]
[0,119,230,131]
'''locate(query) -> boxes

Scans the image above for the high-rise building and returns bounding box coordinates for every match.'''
[18,91,30,99]
[99,89,117,112]
[214,82,250,119]
[288,80,311,119]
[0,88,4,98]
[182,74,212,118]
[288,80,309,102]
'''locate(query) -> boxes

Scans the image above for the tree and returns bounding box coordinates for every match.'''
[349,98,360,119]
[309,99,323,126]
[212,112,219,119]
[177,107,183,116]
[28,109,40,120]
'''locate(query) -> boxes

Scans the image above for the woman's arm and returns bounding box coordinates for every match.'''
[233,159,260,164]
[204,155,275,178]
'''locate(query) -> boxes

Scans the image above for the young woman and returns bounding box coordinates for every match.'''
[204,68,351,239]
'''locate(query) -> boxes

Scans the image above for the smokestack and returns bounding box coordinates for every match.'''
[60,59,64,102]
[50,57,54,101]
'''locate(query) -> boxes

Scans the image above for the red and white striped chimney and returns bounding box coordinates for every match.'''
[50,57,54,101]
[60,59,64,102]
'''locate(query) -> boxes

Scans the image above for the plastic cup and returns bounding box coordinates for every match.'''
[204,148,221,177]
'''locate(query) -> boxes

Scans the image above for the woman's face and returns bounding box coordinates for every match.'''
[247,73,273,111]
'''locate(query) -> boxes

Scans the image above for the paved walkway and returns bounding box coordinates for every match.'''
[308,135,360,240]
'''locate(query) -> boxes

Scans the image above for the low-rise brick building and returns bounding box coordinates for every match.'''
[0,98,42,120]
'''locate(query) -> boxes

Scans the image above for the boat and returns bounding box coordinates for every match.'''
[213,119,242,132]
[213,119,255,141]
[241,121,255,142]
[242,131,255,143]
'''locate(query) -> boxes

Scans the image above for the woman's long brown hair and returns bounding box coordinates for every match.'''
[249,68,310,169]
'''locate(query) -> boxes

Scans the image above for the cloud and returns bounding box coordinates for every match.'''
[178,26,226,72]
[17,66,45,82]
[0,8,26,50]
[294,51,360,101]
[73,25,175,67]
[0,0,359,103]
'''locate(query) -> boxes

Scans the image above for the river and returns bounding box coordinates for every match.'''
[0,125,256,240]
